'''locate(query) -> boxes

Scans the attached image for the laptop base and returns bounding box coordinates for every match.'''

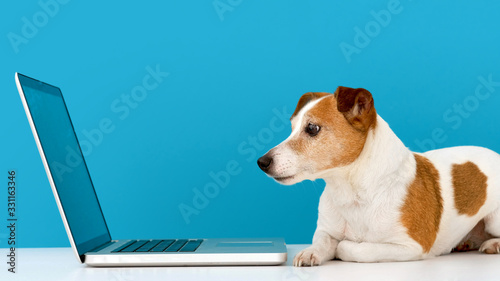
[85,238,287,266]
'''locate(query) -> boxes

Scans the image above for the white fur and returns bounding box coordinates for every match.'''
[267,97,328,183]
[282,104,500,266]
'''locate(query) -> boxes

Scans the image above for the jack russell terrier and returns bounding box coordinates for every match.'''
[257,86,500,266]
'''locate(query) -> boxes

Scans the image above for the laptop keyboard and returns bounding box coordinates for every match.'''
[112,239,203,253]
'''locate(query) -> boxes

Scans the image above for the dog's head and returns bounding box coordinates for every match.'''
[257,86,377,185]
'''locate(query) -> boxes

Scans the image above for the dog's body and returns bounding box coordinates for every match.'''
[257,87,500,266]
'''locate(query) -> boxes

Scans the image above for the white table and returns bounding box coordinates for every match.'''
[2,245,499,281]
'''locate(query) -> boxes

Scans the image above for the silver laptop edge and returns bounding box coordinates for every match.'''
[15,72,83,263]
[15,72,287,266]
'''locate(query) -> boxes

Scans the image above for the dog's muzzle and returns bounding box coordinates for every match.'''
[257,154,273,173]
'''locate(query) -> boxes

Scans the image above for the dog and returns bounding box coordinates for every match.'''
[257,86,500,266]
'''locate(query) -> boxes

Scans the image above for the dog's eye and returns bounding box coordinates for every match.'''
[305,123,321,136]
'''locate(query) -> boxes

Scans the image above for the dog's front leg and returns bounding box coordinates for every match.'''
[293,231,339,266]
[336,240,423,262]
[293,188,345,266]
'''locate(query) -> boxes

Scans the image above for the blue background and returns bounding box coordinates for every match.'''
[1,0,500,248]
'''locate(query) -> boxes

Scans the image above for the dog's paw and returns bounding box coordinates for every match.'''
[293,247,325,267]
[479,238,500,254]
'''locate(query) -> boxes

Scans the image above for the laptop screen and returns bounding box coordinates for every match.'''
[17,73,111,257]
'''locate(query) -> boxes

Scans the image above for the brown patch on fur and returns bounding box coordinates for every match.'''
[453,219,493,252]
[290,92,331,120]
[334,86,377,132]
[400,154,443,253]
[452,161,487,216]
[287,95,370,168]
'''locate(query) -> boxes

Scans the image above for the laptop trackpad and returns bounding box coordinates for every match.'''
[216,242,274,247]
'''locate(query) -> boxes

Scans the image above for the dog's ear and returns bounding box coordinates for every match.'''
[290,92,331,120]
[334,86,377,131]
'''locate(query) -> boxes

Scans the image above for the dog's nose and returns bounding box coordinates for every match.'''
[257,155,273,172]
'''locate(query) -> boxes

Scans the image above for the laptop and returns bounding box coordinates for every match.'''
[15,72,287,266]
